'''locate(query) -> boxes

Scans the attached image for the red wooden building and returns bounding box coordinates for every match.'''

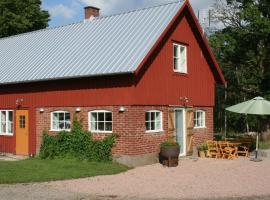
[0,1,225,166]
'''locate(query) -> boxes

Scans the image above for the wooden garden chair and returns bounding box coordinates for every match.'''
[219,141,237,160]
[206,140,220,158]
[237,145,249,157]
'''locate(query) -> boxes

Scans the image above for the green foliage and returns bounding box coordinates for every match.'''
[160,139,180,148]
[39,116,116,162]
[0,0,50,38]
[259,141,270,150]
[197,142,208,151]
[210,0,270,133]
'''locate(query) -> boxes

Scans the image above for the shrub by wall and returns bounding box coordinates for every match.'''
[39,116,116,162]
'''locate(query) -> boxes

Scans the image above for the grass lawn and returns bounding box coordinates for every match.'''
[0,158,129,184]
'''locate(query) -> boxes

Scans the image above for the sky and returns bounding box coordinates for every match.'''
[42,0,216,28]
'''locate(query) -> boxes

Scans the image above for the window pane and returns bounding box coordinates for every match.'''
[98,122,105,131]
[91,113,97,122]
[105,112,112,121]
[151,112,155,121]
[156,121,161,130]
[174,45,179,57]
[65,120,71,129]
[151,121,155,131]
[98,112,105,121]
[146,122,151,131]
[8,111,13,123]
[59,113,64,121]
[59,121,65,129]
[91,121,97,131]
[65,113,70,121]
[1,111,6,133]
[8,122,13,133]
[146,112,150,122]
[156,112,161,121]
[105,122,112,131]
[53,121,58,130]
[53,113,58,122]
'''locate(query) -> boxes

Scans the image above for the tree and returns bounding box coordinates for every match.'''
[209,0,270,133]
[0,0,49,38]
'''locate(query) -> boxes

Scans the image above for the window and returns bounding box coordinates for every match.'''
[145,110,163,132]
[89,110,112,133]
[51,111,71,131]
[19,115,26,129]
[0,110,13,136]
[173,43,187,73]
[194,110,206,128]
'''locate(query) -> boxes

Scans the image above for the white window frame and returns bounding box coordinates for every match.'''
[194,110,206,129]
[145,110,163,133]
[50,111,71,131]
[88,110,113,133]
[173,43,187,73]
[0,110,14,136]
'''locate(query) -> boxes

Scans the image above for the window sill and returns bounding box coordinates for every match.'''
[91,131,113,134]
[173,71,188,76]
[0,133,13,136]
[146,130,164,134]
[194,126,206,129]
[49,129,71,132]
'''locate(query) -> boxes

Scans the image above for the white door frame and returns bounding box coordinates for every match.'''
[174,108,186,156]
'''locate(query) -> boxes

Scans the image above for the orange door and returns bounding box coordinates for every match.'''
[16,110,29,155]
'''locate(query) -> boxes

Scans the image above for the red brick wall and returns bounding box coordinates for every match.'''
[192,107,213,146]
[36,106,168,156]
[36,106,213,156]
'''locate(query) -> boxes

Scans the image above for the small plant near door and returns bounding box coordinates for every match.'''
[197,142,208,158]
[159,139,180,167]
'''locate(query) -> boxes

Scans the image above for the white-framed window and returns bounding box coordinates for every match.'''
[51,111,71,131]
[89,110,112,133]
[0,110,13,136]
[173,43,187,73]
[145,110,163,133]
[194,110,206,128]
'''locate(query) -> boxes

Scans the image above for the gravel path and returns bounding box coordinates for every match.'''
[1,158,270,200]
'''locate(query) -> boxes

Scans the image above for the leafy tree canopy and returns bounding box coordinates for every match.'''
[209,0,270,133]
[0,0,49,38]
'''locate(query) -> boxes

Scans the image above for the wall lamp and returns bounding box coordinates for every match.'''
[76,107,81,112]
[39,108,45,113]
[119,106,126,112]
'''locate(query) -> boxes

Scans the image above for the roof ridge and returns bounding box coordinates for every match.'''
[95,0,184,21]
[0,0,184,42]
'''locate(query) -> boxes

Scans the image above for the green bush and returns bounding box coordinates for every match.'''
[160,139,180,148]
[39,116,116,162]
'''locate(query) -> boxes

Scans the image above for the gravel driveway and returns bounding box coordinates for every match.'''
[1,158,270,200]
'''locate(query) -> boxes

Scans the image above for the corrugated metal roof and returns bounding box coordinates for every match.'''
[0,1,184,84]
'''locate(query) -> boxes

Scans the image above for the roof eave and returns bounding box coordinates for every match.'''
[0,71,134,86]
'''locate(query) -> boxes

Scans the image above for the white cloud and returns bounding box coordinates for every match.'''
[48,4,76,19]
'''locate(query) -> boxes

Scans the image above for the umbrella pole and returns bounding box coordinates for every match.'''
[255,132,259,159]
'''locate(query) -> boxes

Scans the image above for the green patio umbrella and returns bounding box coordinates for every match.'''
[226,97,270,161]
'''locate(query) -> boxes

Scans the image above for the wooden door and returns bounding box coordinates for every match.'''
[16,110,29,155]
[186,109,194,156]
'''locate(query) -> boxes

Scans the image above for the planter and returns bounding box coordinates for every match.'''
[199,150,206,158]
[160,146,180,167]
